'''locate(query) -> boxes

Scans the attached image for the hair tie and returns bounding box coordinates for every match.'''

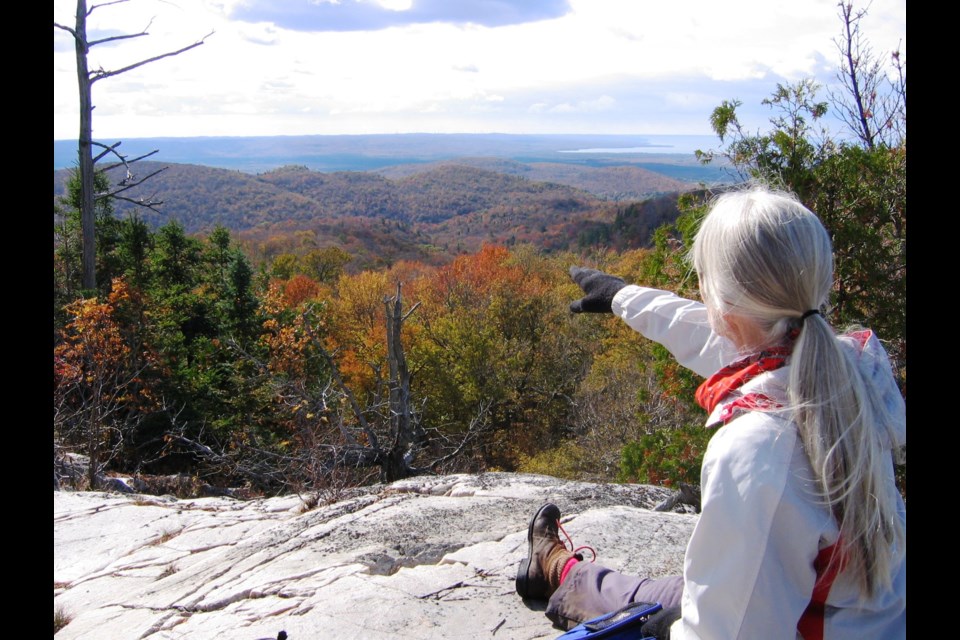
[801,309,821,321]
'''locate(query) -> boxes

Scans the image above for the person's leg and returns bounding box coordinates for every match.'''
[545,562,684,631]
[514,503,684,630]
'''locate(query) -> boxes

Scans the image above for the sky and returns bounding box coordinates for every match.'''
[53,0,906,141]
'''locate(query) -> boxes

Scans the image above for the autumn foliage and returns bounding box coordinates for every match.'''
[53,196,904,497]
[54,279,157,488]
[53,206,715,493]
[53,4,904,493]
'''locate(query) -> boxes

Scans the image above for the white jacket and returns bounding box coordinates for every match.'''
[612,285,906,640]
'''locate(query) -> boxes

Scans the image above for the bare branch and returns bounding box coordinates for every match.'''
[333,413,360,447]
[107,166,168,195]
[103,149,166,171]
[827,1,904,148]
[104,148,161,169]
[420,401,491,470]
[835,2,875,147]
[88,14,156,47]
[90,33,211,83]
[88,31,149,47]
[54,22,79,38]
[91,143,167,204]
[654,483,702,513]
[166,435,285,490]
[91,140,123,164]
[107,194,163,211]
[402,301,422,323]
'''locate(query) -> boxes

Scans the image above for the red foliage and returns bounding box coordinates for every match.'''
[283,274,322,308]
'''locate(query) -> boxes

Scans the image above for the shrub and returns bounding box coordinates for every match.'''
[618,425,712,487]
[517,441,592,481]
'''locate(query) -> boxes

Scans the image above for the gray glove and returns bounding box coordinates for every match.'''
[569,267,627,314]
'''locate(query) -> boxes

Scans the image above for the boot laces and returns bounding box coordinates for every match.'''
[557,519,596,562]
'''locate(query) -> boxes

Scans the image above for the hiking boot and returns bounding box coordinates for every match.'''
[516,503,579,600]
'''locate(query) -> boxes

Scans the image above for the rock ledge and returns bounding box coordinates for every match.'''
[54,473,696,639]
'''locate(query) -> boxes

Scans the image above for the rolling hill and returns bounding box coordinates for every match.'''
[54,159,695,268]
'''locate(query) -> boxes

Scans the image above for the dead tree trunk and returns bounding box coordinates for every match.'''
[381,284,423,482]
[55,0,209,292]
[73,1,96,291]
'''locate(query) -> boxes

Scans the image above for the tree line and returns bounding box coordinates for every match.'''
[53,197,692,494]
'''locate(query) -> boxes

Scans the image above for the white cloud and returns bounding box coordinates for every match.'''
[228,0,573,32]
[53,0,905,139]
[377,0,414,11]
[581,95,615,111]
[238,23,280,45]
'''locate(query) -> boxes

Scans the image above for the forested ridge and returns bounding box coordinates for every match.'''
[53,160,691,270]
[374,157,691,200]
[53,6,905,500]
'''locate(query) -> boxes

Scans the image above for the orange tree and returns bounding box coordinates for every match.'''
[54,278,157,487]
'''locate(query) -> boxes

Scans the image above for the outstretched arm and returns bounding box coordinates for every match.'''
[611,285,736,378]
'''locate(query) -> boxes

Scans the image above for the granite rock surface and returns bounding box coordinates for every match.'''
[54,473,696,639]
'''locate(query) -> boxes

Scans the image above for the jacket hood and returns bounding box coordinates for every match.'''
[840,329,906,452]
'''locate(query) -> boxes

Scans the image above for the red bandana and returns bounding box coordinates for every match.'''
[695,347,791,416]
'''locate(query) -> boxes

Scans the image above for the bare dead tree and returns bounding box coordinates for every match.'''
[307,283,489,482]
[55,0,211,291]
[829,2,906,149]
[380,284,424,481]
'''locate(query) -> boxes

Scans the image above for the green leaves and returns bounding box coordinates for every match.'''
[708,99,743,144]
[698,78,905,386]
[619,425,712,487]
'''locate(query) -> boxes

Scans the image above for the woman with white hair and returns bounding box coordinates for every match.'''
[516,187,906,639]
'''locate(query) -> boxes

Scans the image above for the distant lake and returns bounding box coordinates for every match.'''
[562,147,674,153]
[559,135,718,155]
